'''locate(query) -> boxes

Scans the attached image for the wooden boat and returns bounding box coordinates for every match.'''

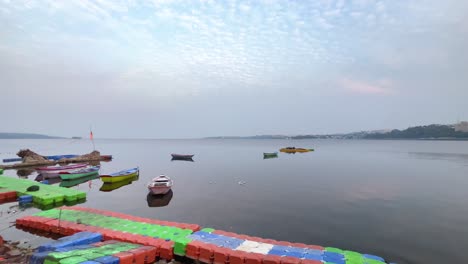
[171,154,194,160]
[279,147,314,153]
[36,163,88,174]
[59,166,100,180]
[147,175,173,195]
[263,152,278,159]
[100,167,139,183]
[146,190,173,207]
[60,174,99,188]
[100,175,138,192]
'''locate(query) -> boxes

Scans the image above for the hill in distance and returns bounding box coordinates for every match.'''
[0,132,63,139]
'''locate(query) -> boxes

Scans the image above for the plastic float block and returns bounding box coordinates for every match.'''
[30,251,53,264]
[325,247,344,254]
[199,244,215,263]
[300,260,322,264]
[128,248,147,264]
[78,261,100,264]
[113,252,135,264]
[229,250,246,264]
[280,256,301,264]
[244,252,263,264]
[213,247,233,264]
[139,246,157,263]
[262,254,282,264]
[93,256,120,264]
[159,240,174,260]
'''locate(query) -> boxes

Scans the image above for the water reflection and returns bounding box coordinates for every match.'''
[171,157,194,162]
[17,169,35,177]
[59,174,99,188]
[408,152,468,164]
[146,190,173,207]
[99,175,139,192]
[35,174,61,185]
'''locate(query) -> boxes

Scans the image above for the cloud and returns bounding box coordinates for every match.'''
[340,78,394,95]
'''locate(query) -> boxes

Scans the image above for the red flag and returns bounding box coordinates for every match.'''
[90,131,93,140]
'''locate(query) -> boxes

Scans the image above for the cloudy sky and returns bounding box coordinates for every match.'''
[1,0,467,138]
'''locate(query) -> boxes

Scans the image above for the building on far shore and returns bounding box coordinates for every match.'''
[454,121,468,132]
[71,136,82,139]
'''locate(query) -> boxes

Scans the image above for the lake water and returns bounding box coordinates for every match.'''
[1,139,468,263]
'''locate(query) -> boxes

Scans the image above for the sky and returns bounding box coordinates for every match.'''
[1,0,467,138]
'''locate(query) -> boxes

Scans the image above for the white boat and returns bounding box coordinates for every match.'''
[147,175,173,195]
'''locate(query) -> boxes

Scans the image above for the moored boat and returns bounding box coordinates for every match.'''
[147,175,173,195]
[171,154,194,160]
[59,166,100,180]
[263,152,278,159]
[36,163,88,174]
[100,167,139,183]
[279,147,314,153]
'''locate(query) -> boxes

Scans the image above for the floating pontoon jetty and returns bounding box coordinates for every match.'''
[0,176,86,207]
[17,206,394,264]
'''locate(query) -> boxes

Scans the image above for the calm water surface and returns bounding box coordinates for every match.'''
[1,139,468,264]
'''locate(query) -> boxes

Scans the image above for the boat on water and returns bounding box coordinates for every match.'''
[100,167,139,183]
[147,175,173,195]
[3,154,78,163]
[171,154,194,161]
[100,175,139,192]
[36,163,88,174]
[60,174,99,188]
[146,190,173,207]
[279,147,314,153]
[263,152,278,159]
[59,166,100,180]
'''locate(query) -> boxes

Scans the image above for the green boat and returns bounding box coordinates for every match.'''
[60,174,99,188]
[0,168,3,175]
[263,152,278,159]
[59,166,100,180]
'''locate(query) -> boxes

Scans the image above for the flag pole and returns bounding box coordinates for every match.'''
[90,125,95,151]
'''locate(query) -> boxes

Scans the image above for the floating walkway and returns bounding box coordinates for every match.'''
[0,176,86,207]
[17,206,394,264]
[30,232,158,264]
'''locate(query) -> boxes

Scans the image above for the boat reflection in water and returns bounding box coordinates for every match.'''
[35,174,62,185]
[59,174,99,188]
[146,190,173,207]
[99,175,139,192]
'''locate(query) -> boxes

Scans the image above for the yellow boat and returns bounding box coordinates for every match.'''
[279,147,314,153]
[100,167,139,183]
[100,176,138,192]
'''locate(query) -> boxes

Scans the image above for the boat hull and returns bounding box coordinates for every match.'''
[100,172,138,183]
[171,154,194,159]
[279,148,313,153]
[60,171,99,180]
[36,163,88,173]
[148,186,172,195]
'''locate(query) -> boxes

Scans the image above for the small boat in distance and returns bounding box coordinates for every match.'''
[147,175,173,195]
[100,167,139,183]
[171,154,194,160]
[59,166,100,180]
[263,152,278,159]
[279,147,314,153]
